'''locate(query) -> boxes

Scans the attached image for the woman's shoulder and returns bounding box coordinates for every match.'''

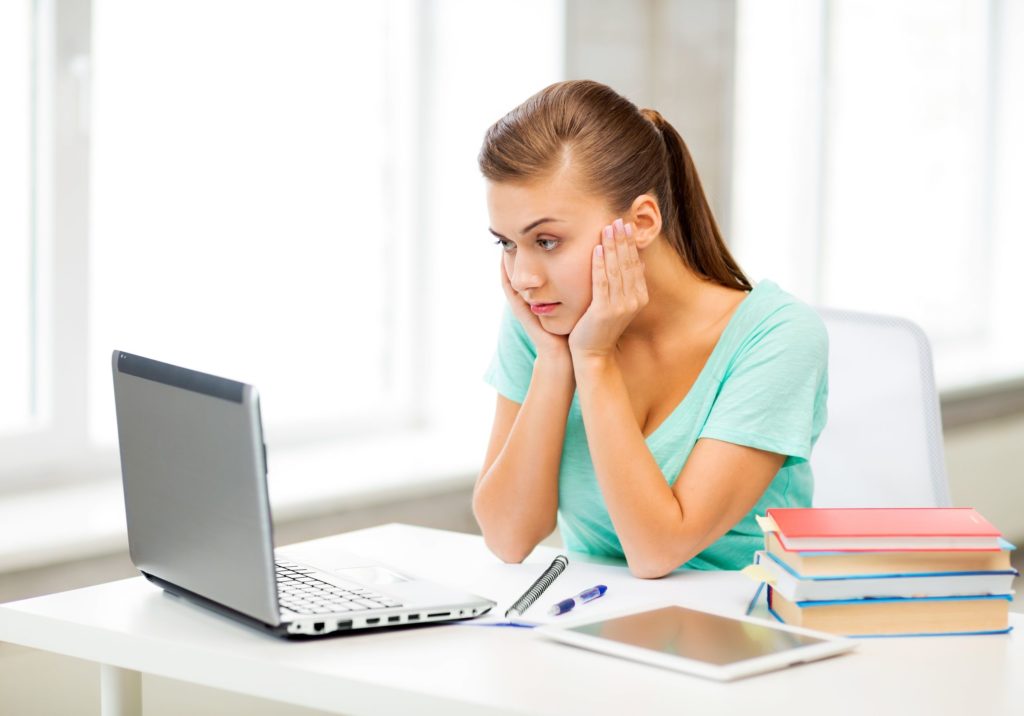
[744,280,825,333]
[728,279,828,358]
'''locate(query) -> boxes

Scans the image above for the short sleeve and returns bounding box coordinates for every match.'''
[482,306,537,404]
[699,302,828,464]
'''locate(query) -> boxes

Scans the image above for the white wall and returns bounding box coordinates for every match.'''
[564,0,736,233]
[946,414,1024,540]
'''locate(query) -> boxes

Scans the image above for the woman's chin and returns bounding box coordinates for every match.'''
[539,315,573,336]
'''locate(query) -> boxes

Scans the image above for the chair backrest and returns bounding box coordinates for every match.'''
[810,308,952,508]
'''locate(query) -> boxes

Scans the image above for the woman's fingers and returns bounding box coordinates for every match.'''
[623,222,648,305]
[613,219,632,287]
[606,217,630,303]
[572,219,647,356]
[602,223,624,301]
[591,241,607,305]
[599,219,646,311]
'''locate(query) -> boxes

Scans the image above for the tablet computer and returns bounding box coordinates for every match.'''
[535,603,856,681]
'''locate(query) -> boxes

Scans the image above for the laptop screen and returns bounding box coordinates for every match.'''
[112,351,281,625]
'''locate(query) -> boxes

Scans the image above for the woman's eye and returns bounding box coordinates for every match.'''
[492,237,557,252]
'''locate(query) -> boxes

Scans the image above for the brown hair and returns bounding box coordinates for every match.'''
[478,80,751,292]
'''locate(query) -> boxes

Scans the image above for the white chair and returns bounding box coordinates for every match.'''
[810,308,952,508]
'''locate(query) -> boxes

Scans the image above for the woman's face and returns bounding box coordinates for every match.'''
[486,167,616,336]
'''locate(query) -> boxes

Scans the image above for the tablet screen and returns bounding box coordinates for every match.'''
[566,605,829,666]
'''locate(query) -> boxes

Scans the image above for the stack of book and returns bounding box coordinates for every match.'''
[747,507,1018,637]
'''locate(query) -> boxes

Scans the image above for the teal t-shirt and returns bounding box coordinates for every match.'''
[482,279,829,571]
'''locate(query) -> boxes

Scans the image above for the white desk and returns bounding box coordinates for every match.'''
[1,524,1020,716]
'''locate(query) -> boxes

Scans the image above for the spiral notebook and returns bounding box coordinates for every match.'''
[504,555,569,618]
[463,556,572,627]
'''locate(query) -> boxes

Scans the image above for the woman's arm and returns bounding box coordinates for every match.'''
[473,262,576,563]
[573,354,784,577]
[473,355,574,563]
[569,219,784,577]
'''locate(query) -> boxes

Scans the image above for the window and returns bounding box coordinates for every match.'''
[0,0,34,434]
[89,0,416,446]
[732,0,1024,390]
[1,0,565,487]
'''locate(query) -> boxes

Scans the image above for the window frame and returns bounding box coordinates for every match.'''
[3,0,568,492]
[0,0,96,489]
[0,0,432,489]
[731,0,1022,393]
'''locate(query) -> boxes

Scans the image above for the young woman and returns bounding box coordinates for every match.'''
[473,80,827,577]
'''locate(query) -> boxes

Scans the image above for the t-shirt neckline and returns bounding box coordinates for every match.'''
[641,280,772,444]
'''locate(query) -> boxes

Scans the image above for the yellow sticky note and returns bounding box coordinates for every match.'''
[741,564,776,585]
[754,513,779,534]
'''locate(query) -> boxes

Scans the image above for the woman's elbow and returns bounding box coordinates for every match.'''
[481,534,534,564]
[477,523,554,565]
[626,551,688,579]
[472,500,553,564]
[627,562,673,580]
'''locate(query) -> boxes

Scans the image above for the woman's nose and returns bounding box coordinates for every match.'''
[509,255,542,293]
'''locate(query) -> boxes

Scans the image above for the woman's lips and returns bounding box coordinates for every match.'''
[530,302,560,315]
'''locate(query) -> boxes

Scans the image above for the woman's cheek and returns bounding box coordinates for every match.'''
[502,253,514,281]
[576,253,596,305]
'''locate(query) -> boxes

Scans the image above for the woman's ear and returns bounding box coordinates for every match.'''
[628,194,662,249]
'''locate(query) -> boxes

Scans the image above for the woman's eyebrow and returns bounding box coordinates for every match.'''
[488,217,564,239]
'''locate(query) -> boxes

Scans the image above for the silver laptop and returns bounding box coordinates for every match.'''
[111,350,494,638]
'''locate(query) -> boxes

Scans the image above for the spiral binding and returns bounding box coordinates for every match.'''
[505,555,569,618]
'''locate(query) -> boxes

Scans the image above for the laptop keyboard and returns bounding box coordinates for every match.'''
[275,559,403,615]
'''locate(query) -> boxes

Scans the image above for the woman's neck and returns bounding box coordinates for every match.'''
[619,238,747,350]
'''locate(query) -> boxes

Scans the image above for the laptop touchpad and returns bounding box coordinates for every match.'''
[328,566,409,586]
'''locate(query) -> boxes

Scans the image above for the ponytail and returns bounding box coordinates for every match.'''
[641,109,751,292]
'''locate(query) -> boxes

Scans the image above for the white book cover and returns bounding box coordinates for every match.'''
[749,551,1018,603]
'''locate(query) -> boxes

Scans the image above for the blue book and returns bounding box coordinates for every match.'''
[766,586,1014,637]
[753,550,1019,602]
[763,532,1016,577]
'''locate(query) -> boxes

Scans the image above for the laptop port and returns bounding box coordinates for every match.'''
[407,614,420,621]
[426,612,449,618]
[388,616,400,623]
[313,621,325,632]
[366,617,380,625]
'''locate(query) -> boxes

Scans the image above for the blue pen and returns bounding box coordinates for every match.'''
[547,585,608,616]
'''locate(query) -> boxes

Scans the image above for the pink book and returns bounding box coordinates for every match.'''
[766,507,1003,552]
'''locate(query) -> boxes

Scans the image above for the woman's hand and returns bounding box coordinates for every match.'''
[500,259,570,360]
[568,218,648,359]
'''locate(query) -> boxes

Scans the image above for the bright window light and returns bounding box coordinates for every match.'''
[823,0,988,341]
[2,0,565,481]
[733,0,1023,390]
[0,0,34,432]
[89,1,413,445]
